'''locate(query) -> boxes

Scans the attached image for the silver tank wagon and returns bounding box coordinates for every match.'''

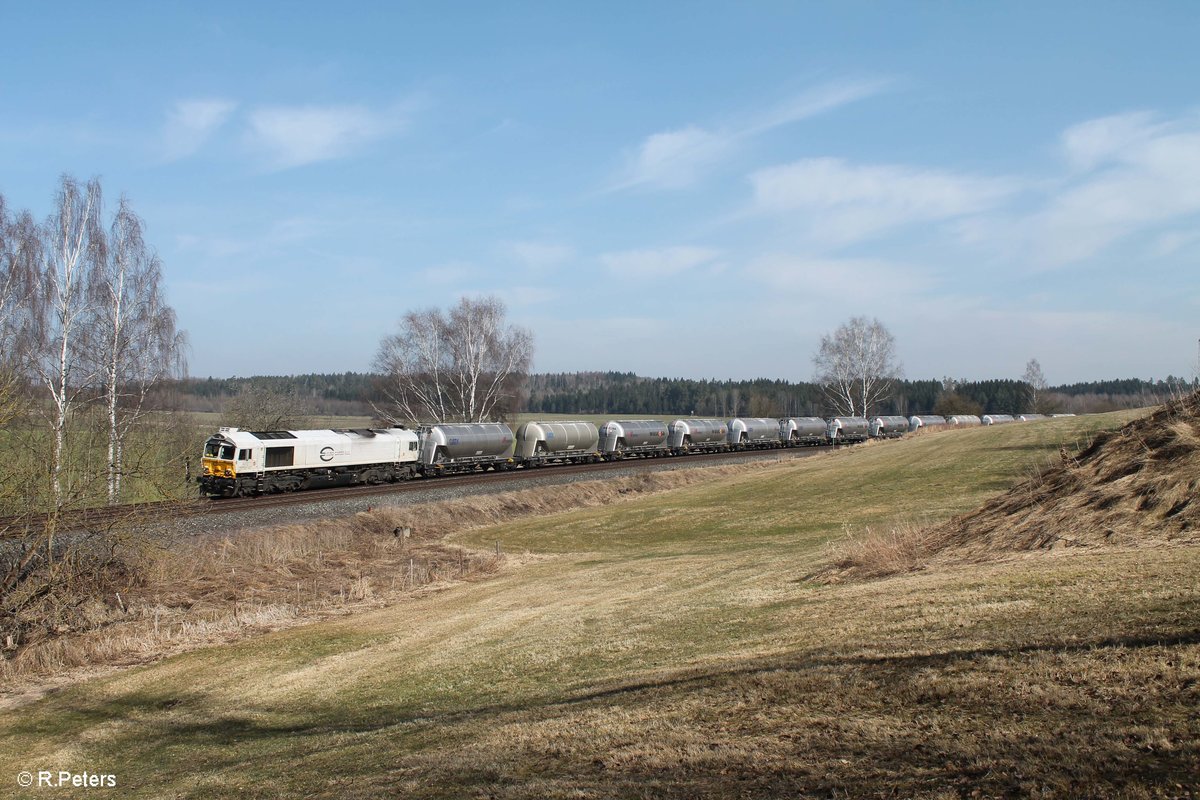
[869,415,910,438]
[667,418,728,452]
[727,418,782,448]
[780,417,827,446]
[947,415,982,427]
[598,420,669,457]
[515,420,599,463]
[828,417,869,443]
[982,414,1015,425]
[1017,414,1047,422]
[420,423,515,473]
[908,415,947,432]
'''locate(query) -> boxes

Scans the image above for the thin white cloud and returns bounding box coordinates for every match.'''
[610,78,888,192]
[502,241,574,270]
[599,246,721,278]
[750,158,1017,246]
[743,253,930,299]
[1034,113,1200,265]
[162,98,236,161]
[485,286,558,307]
[419,262,475,285]
[615,126,731,191]
[1060,111,1164,171]
[246,104,404,169]
[745,79,891,136]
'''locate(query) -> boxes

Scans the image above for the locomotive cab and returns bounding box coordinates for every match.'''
[200,428,263,496]
[202,437,237,477]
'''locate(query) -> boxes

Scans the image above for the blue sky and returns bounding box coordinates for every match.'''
[2,2,1198,383]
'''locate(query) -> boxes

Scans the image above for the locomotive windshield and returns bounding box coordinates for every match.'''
[204,439,235,460]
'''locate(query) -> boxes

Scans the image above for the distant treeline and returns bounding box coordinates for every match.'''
[163,372,1196,418]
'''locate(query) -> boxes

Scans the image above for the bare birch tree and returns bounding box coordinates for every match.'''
[813,316,901,417]
[90,197,188,504]
[374,295,533,423]
[21,176,105,505]
[1021,358,1046,413]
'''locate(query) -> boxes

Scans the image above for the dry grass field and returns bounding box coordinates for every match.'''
[1,408,1197,798]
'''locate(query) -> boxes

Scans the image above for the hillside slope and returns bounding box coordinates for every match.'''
[932,391,1199,557]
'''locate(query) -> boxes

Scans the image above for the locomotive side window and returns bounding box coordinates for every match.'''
[238,449,252,460]
[408,441,418,451]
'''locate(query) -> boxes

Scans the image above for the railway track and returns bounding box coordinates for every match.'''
[1,444,832,537]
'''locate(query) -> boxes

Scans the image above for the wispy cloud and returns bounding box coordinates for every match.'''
[502,240,575,270]
[610,78,888,192]
[599,246,721,278]
[1060,111,1165,171]
[245,104,405,169]
[419,262,475,285]
[749,157,1017,246]
[161,98,236,161]
[613,126,731,191]
[1032,111,1200,265]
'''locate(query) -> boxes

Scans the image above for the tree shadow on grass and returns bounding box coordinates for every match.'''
[15,629,1200,798]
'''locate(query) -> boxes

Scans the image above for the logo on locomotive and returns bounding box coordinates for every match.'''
[320,447,335,462]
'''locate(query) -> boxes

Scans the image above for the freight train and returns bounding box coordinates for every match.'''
[197,412,1039,497]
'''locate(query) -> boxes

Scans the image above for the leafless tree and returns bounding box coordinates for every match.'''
[20,176,105,505]
[90,197,188,503]
[813,316,901,417]
[225,379,314,431]
[1021,358,1047,413]
[374,295,533,423]
[0,196,40,430]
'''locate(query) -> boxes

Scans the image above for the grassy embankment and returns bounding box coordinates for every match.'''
[2,409,1197,798]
